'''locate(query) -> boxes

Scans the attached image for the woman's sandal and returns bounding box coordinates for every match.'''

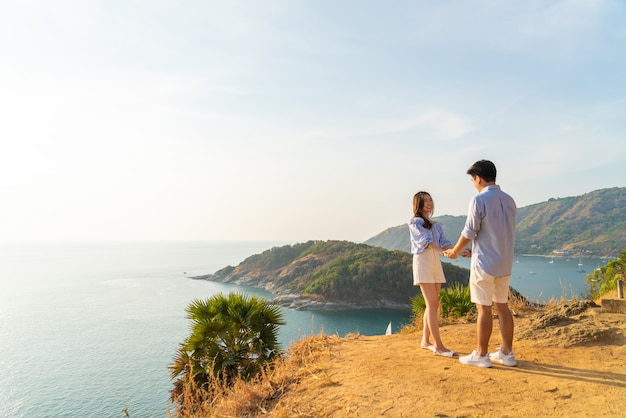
[434,350,459,358]
[420,342,436,353]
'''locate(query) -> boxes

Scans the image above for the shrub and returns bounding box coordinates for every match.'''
[410,283,475,321]
[586,249,626,299]
[440,283,475,318]
[410,293,426,318]
[169,293,285,411]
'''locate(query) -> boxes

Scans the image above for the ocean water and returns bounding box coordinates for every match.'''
[0,241,604,417]
[0,241,411,418]
[447,254,606,302]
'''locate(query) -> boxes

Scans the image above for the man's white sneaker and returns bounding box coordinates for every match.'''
[489,347,518,366]
[459,349,492,368]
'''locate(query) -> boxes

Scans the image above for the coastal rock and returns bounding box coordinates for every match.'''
[190,275,411,311]
[271,294,411,311]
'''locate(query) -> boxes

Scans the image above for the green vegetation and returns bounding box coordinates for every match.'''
[439,283,475,318]
[169,293,285,409]
[298,242,414,302]
[216,241,317,275]
[586,250,626,299]
[365,187,625,257]
[410,292,426,316]
[410,283,475,320]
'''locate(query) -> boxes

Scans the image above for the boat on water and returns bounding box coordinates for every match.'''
[549,257,554,264]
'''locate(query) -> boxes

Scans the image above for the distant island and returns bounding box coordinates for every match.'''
[192,240,469,311]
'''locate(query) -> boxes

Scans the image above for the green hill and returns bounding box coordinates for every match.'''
[515,187,626,256]
[365,187,626,258]
[198,240,469,310]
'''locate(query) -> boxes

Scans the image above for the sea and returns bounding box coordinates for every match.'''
[0,241,608,417]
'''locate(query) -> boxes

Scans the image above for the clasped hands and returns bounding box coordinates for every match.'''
[443,248,472,259]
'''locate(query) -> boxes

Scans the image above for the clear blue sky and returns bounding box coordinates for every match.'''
[1,1,624,242]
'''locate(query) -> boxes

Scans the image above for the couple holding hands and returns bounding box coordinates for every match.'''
[408,160,517,368]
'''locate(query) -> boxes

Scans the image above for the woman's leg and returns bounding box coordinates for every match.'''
[420,282,449,353]
[422,299,432,347]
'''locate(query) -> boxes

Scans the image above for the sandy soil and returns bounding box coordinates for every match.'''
[266,301,626,417]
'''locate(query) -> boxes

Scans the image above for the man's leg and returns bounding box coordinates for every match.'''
[460,302,493,367]
[495,302,514,354]
[476,303,492,356]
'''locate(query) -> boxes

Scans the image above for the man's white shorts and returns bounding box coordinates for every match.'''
[469,265,511,306]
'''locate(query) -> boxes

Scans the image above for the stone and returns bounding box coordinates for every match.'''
[601,298,626,314]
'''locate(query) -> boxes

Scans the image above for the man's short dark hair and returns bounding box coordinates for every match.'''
[467,160,497,182]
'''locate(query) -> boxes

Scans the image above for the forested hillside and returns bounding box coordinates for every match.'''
[515,187,625,256]
[365,187,625,257]
[201,240,469,309]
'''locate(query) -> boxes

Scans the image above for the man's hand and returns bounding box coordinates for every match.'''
[446,236,472,260]
[444,247,471,259]
[443,249,458,259]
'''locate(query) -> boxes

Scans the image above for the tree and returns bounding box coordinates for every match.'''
[586,250,626,299]
[169,292,285,406]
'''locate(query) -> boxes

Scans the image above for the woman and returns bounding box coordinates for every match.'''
[408,191,457,358]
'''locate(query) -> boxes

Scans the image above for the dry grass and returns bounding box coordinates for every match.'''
[168,334,340,418]
[597,288,618,301]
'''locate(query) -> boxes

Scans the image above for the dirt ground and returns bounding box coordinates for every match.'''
[266,301,626,417]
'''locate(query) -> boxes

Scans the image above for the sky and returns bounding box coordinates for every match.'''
[1,1,625,243]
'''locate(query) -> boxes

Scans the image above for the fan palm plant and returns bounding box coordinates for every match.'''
[170,292,285,404]
[439,283,474,318]
[411,283,474,320]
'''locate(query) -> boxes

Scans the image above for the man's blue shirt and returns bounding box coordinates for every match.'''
[462,185,516,277]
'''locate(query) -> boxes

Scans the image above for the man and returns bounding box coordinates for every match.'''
[444,160,517,368]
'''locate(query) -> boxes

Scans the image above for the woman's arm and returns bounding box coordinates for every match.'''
[428,242,446,254]
[433,223,453,253]
[408,218,432,253]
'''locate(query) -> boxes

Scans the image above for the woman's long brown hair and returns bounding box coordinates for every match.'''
[413,191,433,229]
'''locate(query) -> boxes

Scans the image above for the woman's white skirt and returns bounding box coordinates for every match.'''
[412,248,446,285]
